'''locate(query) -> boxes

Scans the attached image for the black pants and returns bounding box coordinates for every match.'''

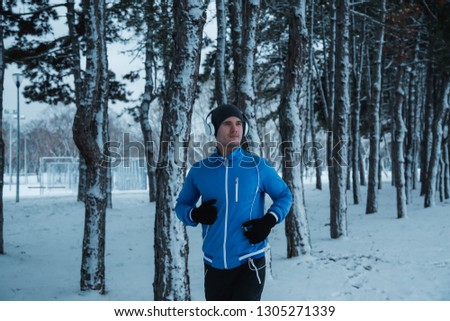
[204,256,266,301]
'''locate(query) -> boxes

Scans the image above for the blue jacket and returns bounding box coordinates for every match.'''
[176,147,292,270]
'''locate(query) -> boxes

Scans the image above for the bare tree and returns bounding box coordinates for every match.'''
[72,0,109,293]
[279,0,311,257]
[153,0,207,301]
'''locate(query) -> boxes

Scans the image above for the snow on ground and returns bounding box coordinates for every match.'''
[0,177,449,301]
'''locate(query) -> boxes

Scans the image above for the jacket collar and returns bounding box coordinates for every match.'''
[212,146,244,163]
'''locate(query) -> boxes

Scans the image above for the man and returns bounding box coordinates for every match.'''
[176,104,292,301]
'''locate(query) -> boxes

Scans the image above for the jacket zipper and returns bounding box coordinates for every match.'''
[223,160,229,269]
[235,177,239,202]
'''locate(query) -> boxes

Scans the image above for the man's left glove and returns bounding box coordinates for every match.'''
[242,214,277,244]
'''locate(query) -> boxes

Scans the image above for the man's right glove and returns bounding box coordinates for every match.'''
[191,199,218,225]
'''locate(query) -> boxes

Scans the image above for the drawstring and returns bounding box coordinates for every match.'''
[248,258,265,285]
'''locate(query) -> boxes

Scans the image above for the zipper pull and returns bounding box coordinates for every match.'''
[235,177,239,202]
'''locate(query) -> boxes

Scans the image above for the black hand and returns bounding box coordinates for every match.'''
[242,214,277,244]
[191,199,218,225]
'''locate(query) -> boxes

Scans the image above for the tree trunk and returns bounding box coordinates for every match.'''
[0,3,5,254]
[326,1,336,192]
[439,152,445,203]
[236,0,260,145]
[215,0,227,106]
[308,3,321,190]
[405,42,419,204]
[67,0,87,204]
[330,0,350,239]
[425,78,450,207]
[366,0,386,214]
[140,0,158,203]
[72,0,109,293]
[350,14,363,204]
[153,0,207,301]
[227,0,242,105]
[444,124,450,199]
[279,0,311,258]
[420,61,435,196]
[359,139,366,186]
[77,157,87,202]
[392,66,407,219]
[413,68,425,191]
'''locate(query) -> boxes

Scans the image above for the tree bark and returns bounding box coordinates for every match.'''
[444,120,450,199]
[405,42,419,204]
[350,14,364,205]
[72,0,109,293]
[392,65,407,219]
[330,0,350,238]
[359,139,366,186]
[236,0,260,145]
[326,0,336,192]
[215,0,227,106]
[67,0,87,204]
[140,0,157,203]
[0,2,5,254]
[279,0,311,258]
[425,78,450,207]
[227,0,242,105]
[420,60,435,196]
[308,3,321,190]
[365,0,386,214]
[153,0,207,301]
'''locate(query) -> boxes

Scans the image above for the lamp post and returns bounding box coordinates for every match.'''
[8,111,13,191]
[13,73,23,203]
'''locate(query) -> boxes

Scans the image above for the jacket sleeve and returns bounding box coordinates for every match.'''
[260,159,292,223]
[175,168,200,227]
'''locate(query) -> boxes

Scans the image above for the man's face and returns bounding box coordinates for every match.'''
[216,116,244,152]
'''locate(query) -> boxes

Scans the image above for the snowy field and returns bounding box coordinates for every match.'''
[0,176,449,301]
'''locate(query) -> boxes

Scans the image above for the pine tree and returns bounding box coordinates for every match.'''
[1,0,58,254]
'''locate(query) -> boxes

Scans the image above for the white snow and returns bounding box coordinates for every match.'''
[1,174,449,301]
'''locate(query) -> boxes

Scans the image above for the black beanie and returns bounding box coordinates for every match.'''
[211,104,246,136]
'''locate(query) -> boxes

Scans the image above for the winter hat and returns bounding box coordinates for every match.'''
[211,104,246,136]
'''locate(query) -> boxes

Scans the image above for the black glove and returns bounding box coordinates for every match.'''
[191,199,218,225]
[242,214,277,244]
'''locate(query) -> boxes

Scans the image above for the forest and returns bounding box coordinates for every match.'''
[1,0,449,300]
